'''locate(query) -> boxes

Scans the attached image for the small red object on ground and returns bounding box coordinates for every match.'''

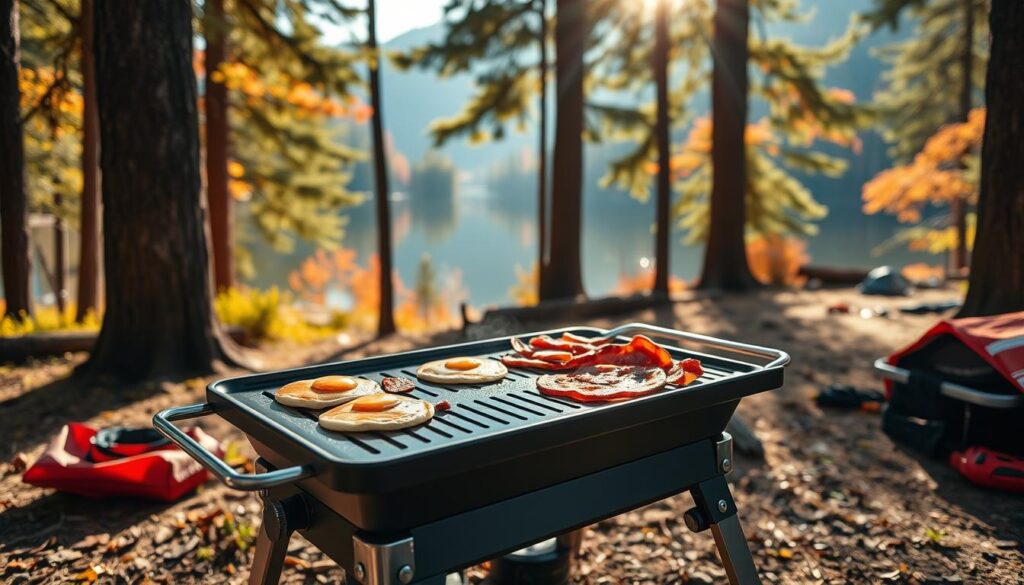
[22,422,220,501]
[435,400,451,411]
[949,447,1024,493]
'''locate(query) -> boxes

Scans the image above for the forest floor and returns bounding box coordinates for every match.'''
[1,287,1022,585]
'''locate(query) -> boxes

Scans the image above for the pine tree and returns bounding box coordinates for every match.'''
[213,0,364,258]
[867,0,989,272]
[83,0,248,381]
[959,0,1024,317]
[366,0,396,336]
[77,0,100,322]
[1,0,31,320]
[597,0,868,290]
[395,0,598,299]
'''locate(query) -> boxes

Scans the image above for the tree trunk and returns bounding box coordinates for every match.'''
[0,0,31,320]
[205,0,233,292]
[54,199,66,315]
[82,0,247,382]
[536,0,549,291]
[698,0,758,291]
[950,0,975,275]
[958,0,1024,317]
[541,0,586,301]
[76,0,101,323]
[652,0,671,296]
[368,0,396,336]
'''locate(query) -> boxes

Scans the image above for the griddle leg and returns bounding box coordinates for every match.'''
[249,493,311,585]
[249,518,289,585]
[688,476,761,585]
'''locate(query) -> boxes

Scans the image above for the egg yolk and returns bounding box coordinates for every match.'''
[351,394,402,412]
[445,357,481,371]
[311,375,359,393]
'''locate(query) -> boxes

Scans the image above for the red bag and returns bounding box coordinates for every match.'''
[23,422,220,501]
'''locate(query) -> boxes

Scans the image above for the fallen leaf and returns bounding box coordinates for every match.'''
[285,555,311,569]
[8,453,28,473]
[73,564,106,582]
[878,569,901,580]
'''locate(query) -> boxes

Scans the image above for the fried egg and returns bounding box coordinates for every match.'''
[274,375,381,409]
[415,357,508,384]
[319,394,435,432]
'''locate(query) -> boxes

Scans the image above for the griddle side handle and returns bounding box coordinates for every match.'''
[601,323,791,369]
[153,403,314,490]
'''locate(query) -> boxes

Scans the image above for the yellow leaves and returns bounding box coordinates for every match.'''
[509,263,540,307]
[227,160,245,178]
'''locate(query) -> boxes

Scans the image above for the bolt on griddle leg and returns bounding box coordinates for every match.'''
[685,473,761,585]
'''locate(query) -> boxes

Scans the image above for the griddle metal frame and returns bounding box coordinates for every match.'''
[251,431,761,585]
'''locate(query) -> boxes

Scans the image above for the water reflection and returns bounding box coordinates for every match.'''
[244,183,934,309]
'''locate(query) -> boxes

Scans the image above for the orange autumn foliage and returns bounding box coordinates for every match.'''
[667,117,780,179]
[901,263,945,284]
[746,235,809,287]
[863,109,985,223]
[287,248,460,333]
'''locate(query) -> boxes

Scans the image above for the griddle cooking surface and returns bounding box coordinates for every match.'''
[210,327,764,466]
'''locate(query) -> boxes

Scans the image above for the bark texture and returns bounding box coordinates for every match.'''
[204,0,233,292]
[76,0,101,322]
[950,0,975,274]
[652,0,671,296]
[698,0,758,291]
[1,0,31,319]
[368,0,396,336]
[83,0,243,381]
[541,0,586,300]
[536,0,549,291]
[958,0,1024,317]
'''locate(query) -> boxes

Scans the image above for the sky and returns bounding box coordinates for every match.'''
[376,0,448,42]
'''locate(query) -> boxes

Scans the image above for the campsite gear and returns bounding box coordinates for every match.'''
[874,312,1024,459]
[88,426,171,463]
[816,384,884,411]
[899,300,961,315]
[23,422,219,501]
[949,447,1024,493]
[858,266,910,296]
[154,324,789,585]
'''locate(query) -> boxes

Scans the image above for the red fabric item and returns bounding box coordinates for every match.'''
[886,311,1024,398]
[23,423,220,501]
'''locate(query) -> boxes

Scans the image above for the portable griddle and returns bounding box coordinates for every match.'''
[154,323,789,585]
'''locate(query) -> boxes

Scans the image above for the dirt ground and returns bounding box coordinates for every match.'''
[1,288,1022,584]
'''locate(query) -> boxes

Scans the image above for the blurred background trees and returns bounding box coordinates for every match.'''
[1,0,1021,369]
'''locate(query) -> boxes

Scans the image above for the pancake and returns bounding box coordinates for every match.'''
[274,376,381,409]
[415,357,507,384]
[318,394,435,432]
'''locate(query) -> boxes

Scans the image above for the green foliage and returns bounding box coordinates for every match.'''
[868,0,989,161]
[220,0,367,253]
[392,0,543,146]
[599,0,868,241]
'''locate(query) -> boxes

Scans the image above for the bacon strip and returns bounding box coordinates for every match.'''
[529,335,598,354]
[666,358,703,386]
[504,335,673,371]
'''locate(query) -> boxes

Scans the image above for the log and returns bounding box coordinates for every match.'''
[470,290,717,334]
[0,326,251,363]
[798,264,870,287]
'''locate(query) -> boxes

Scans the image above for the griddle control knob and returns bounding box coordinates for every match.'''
[263,495,311,542]
[683,506,710,533]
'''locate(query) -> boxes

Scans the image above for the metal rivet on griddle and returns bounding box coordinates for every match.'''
[717,499,728,513]
[398,565,414,583]
[354,562,366,581]
[721,458,732,473]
